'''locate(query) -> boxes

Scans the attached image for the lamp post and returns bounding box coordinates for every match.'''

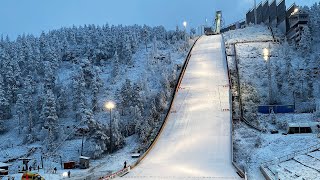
[263,44,272,104]
[105,101,115,153]
[183,21,187,41]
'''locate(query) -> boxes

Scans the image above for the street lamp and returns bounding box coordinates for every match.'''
[105,101,115,153]
[263,47,270,61]
[183,21,187,41]
[263,44,272,104]
[183,21,187,29]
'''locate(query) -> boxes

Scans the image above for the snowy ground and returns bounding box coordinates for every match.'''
[3,135,138,180]
[223,25,320,179]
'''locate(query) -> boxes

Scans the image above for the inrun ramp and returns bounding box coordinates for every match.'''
[124,35,240,179]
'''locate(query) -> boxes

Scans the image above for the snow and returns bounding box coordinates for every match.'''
[125,35,240,179]
[223,24,320,179]
[308,150,320,160]
[4,135,139,180]
[223,25,273,45]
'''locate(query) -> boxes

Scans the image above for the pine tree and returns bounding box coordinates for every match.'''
[111,51,120,84]
[142,25,149,52]
[41,89,59,151]
[85,111,109,158]
[0,75,10,120]
[16,94,24,134]
[111,111,124,150]
[72,70,86,120]
[134,106,143,134]
[118,79,133,115]
[298,26,312,53]
[57,87,68,118]
[23,75,35,133]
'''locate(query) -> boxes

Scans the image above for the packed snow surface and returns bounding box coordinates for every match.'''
[124,35,240,179]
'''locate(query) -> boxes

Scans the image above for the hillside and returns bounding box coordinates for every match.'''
[0,24,191,178]
[223,22,320,180]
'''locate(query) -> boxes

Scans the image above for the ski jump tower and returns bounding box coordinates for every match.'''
[204,11,222,35]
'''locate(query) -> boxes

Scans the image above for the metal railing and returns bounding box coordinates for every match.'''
[261,143,320,167]
[222,35,247,179]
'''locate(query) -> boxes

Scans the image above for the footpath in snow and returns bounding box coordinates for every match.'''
[123,35,241,179]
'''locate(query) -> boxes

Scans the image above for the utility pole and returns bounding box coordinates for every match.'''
[80,130,84,156]
[254,0,257,24]
[105,101,115,153]
[267,43,272,104]
[109,108,113,153]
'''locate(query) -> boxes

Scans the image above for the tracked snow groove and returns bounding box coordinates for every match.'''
[123,35,240,179]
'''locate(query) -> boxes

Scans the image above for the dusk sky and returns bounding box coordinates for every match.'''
[0,0,318,40]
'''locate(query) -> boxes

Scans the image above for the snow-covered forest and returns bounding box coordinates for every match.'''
[0,23,190,168]
[223,3,320,179]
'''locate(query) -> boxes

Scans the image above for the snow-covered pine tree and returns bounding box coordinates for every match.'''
[132,82,144,111]
[118,79,133,115]
[56,87,68,118]
[134,106,143,134]
[0,74,11,120]
[142,25,149,52]
[41,89,59,151]
[298,25,312,53]
[43,61,56,91]
[16,94,24,134]
[111,51,120,84]
[84,110,109,158]
[118,34,133,66]
[72,70,86,120]
[81,58,95,88]
[23,75,35,133]
[111,111,124,150]
[152,36,158,57]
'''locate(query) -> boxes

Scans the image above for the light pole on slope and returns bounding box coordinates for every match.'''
[105,101,115,153]
[263,44,272,105]
[183,21,187,41]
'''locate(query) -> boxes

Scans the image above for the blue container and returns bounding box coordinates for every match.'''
[258,105,294,114]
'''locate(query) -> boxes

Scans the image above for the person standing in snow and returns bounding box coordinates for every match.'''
[123,161,127,169]
[68,170,71,178]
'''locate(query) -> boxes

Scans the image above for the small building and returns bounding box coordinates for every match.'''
[0,162,12,175]
[79,156,90,169]
[63,161,76,169]
[288,123,312,134]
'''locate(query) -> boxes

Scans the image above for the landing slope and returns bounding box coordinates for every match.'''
[125,35,239,179]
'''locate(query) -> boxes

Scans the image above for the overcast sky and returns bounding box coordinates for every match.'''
[0,0,318,40]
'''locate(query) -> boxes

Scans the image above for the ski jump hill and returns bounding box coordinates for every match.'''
[123,35,242,179]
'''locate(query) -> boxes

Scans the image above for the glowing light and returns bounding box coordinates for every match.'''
[105,101,115,110]
[183,21,187,28]
[291,8,299,15]
[263,48,270,61]
[62,172,68,177]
